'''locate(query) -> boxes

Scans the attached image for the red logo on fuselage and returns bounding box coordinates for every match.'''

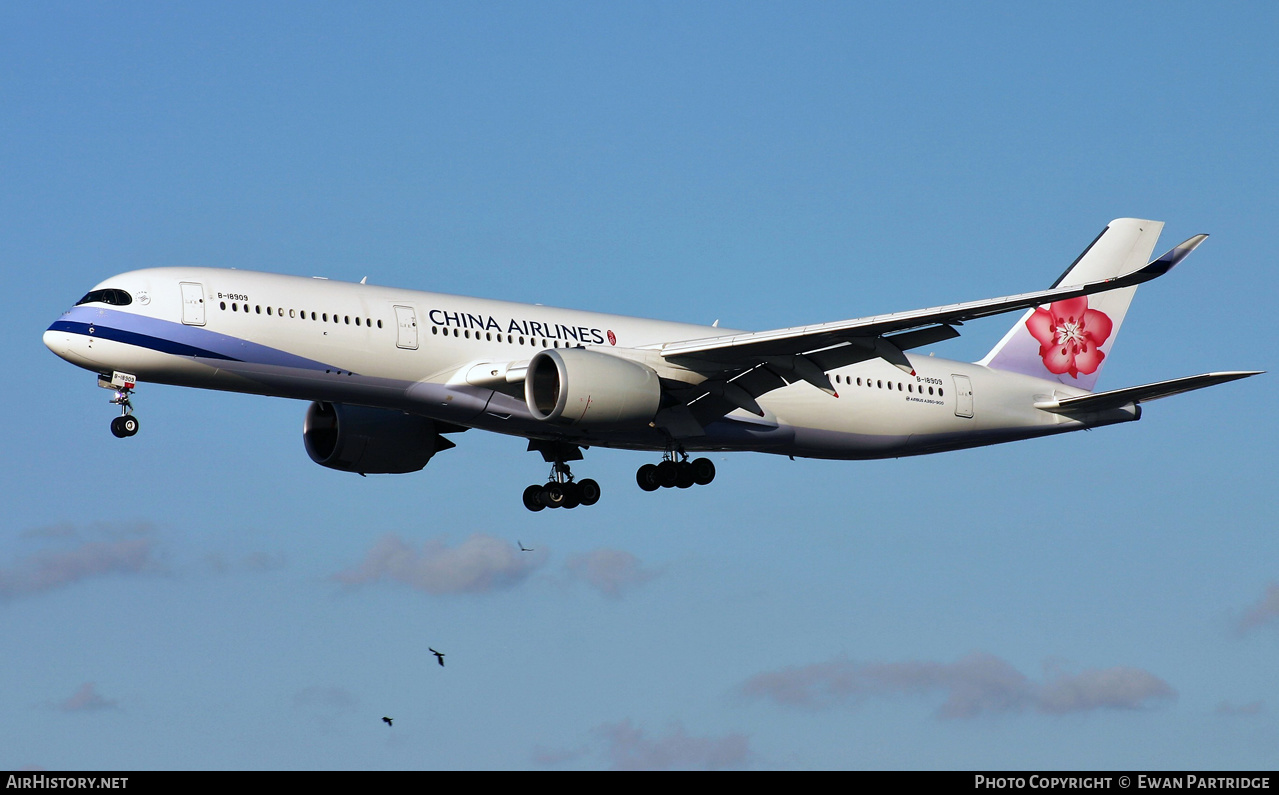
[607,330,617,346]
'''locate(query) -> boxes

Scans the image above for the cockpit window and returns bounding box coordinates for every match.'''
[75,289,133,307]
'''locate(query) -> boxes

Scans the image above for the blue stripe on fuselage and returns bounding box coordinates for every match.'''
[47,319,239,361]
[49,306,348,372]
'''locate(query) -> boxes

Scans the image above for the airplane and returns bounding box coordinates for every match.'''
[43,218,1260,512]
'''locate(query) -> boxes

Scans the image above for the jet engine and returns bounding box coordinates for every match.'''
[525,348,662,427]
[303,402,454,474]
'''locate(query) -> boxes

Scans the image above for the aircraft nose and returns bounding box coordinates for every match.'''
[44,325,92,365]
[44,327,71,358]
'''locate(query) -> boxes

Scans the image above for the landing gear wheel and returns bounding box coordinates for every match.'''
[110,416,138,438]
[577,478,601,506]
[540,483,568,509]
[637,464,661,492]
[657,460,679,488]
[690,457,716,486]
[523,484,546,512]
[560,481,582,509]
[675,461,695,489]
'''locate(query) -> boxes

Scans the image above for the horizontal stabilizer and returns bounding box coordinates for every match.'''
[1034,371,1262,414]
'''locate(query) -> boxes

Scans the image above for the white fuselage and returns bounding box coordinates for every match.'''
[44,267,1134,460]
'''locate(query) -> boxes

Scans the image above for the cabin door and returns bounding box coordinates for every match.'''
[952,374,974,418]
[179,282,206,326]
[394,305,419,350]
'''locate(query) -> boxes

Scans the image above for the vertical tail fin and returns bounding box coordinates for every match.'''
[979,218,1196,392]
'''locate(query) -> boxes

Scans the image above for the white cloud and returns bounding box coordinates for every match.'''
[59,683,118,713]
[1237,583,1279,634]
[1215,700,1264,716]
[333,533,544,595]
[0,537,163,600]
[565,548,659,598]
[740,652,1175,718]
[1036,666,1176,714]
[594,719,751,770]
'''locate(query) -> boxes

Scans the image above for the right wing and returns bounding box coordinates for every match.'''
[655,236,1197,365]
[648,232,1202,431]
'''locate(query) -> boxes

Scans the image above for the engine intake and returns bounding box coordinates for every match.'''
[303,402,453,474]
[525,348,661,427]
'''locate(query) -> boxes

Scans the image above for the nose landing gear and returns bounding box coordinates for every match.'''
[102,373,139,438]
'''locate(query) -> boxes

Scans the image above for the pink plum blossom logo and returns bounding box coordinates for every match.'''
[1026,296,1113,378]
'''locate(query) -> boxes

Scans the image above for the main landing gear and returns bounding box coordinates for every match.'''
[636,447,716,492]
[522,461,601,512]
[108,384,139,438]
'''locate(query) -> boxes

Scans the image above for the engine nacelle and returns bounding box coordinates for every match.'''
[303,402,450,474]
[525,348,662,427]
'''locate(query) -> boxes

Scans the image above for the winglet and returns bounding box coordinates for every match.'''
[1139,234,1208,280]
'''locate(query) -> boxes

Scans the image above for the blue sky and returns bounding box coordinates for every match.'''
[2,1,1276,770]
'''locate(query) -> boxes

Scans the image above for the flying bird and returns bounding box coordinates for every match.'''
[519,540,533,552]
[430,648,445,667]
[382,717,393,727]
